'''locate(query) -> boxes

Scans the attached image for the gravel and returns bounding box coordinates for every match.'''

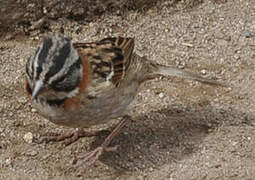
[1,0,255,179]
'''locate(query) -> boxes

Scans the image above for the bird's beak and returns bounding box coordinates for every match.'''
[32,80,43,100]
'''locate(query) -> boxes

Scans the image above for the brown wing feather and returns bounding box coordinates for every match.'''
[73,37,135,86]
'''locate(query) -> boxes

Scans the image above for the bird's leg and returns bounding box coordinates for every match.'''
[74,115,130,167]
[41,129,102,146]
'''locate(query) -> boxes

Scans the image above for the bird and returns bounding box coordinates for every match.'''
[25,34,224,166]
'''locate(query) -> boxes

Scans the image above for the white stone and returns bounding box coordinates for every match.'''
[23,132,33,143]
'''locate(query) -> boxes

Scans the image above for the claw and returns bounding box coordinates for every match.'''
[39,130,99,146]
[65,116,130,171]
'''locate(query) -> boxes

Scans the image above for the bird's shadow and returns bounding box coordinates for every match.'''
[86,103,254,171]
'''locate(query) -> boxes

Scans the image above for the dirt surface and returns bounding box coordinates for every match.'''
[1,0,255,179]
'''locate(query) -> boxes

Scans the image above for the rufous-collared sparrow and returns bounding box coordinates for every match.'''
[25,34,224,166]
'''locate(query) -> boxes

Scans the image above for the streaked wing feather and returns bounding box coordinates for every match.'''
[73,37,134,86]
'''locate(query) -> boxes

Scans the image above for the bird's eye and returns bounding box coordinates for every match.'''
[51,73,80,92]
[50,59,82,92]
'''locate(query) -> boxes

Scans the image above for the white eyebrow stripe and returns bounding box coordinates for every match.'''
[48,43,79,84]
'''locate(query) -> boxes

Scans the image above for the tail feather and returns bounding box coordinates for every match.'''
[156,65,226,86]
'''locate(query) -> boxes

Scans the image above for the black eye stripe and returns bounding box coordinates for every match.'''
[36,37,53,80]
[51,57,81,92]
[51,74,66,87]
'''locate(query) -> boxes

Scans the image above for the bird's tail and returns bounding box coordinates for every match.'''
[153,64,226,86]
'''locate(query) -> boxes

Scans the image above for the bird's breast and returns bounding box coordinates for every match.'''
[32,81,140,128]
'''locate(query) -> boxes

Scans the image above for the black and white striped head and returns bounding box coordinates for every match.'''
[26,34,83,100]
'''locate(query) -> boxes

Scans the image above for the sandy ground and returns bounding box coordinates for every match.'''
[1,0,255,179]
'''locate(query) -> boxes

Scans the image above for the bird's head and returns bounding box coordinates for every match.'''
[25,34,83,101]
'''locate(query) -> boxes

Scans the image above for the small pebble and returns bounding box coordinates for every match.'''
[149,167,154,172]
[31,108,37,113]
[75,26,82,34]
[159,92,164,98]
[244,31,252,38]
[43,7,47,14]
[201,69,207,75]
[23,132,33,143]
[18,97,27,104]
[5,158,12,166]
[234,54,240,60]
[232,141,238,146]
[181,42,193,47]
